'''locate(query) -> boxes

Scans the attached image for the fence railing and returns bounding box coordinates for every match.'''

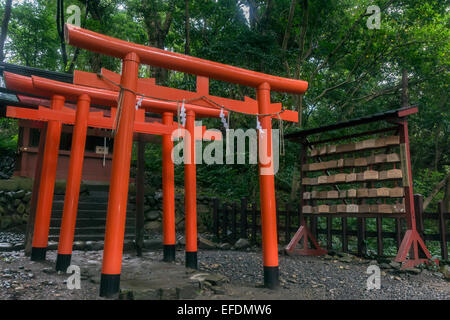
[211,194,449,260]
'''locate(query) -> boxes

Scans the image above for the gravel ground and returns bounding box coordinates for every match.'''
[0,231,448,300]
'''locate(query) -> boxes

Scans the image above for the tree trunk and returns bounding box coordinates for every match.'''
[443,175,450,213]
[0,0,13,62]
[57,0,68,70]
[401,69,408,107]
[185,0,190,55]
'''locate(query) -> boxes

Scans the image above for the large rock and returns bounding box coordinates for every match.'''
[145,210,160,221]
[144,221,162,232]
[440,265,450,280]
[144,239,162,250]
[198,237,217,250]
[234,238,250,250]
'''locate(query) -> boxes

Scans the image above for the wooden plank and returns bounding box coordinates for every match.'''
[438,201,448,261]
[390,187,404,197]
[375,137,387,148]
[344,158,355,167]
[357,188,369,198]
[367,154,387,165]
[302,205,313,214]
[318,175,329,184]
[385,135,400,146]
[386,169,402,179]
[327,145,337,154]
[334,173,347,183]
[387,153,400,162]
[346,173,357,182]
[319,191,328,199]
[327,190,339,199]
[359,204,371,213]
[363,170,379,180]
[347,189,357,198]
[336,143,355,153]
[303,192,311,200]
[317,205,330,214]
[354,157,368,166]
[346,204,359,213]
[339,190,347,198]
[378,204,393,214]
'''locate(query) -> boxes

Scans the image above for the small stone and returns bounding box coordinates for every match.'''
[0,243,13,251]
[219,243,231,250]
[234,238,250,250]
[405,268,421,275]
[198,237,217,250]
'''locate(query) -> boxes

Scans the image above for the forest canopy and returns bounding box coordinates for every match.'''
[0,0,448,210]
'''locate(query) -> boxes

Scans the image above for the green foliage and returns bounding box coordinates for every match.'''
[0,0,448,206]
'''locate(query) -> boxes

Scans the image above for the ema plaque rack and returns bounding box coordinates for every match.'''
[284,106,437,268]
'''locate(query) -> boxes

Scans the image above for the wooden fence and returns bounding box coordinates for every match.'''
[211,194,449,260]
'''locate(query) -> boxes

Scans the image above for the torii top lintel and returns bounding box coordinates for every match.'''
[3,71,224,118]
[64,24,308,95]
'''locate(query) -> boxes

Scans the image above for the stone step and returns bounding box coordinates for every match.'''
[48,226,135,235]
[52,201,136,210]
[50,217,136,228]
[47,233,136,241]
[50,209,136,218]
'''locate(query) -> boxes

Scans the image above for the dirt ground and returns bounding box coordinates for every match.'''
[0,244,448,300]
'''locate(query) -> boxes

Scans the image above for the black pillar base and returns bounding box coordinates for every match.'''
[30,247,47,261]
[55,253,72,272]
[264,266,279,289]
[163,245,176,262]
[185,251,198,269]
[99,274,120,298]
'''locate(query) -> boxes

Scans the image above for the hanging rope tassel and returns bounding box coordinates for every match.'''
[220,107,229,130]
[112,88,125,137]
[278,115,285,156]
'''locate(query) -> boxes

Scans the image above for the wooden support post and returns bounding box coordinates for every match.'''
[24,124,47,256]
[162,112,176,262]
[232,202,237,242]
[327,217,332,250]
[257,82,279,289]
[222,203,228,243]
[184,110,198,269]
[438,201,448,261]
[252,202,257,244]
[56,94,91,271]
[100,52,139,298]
[31,95,64,261]
[377,217,383,256]
[342,217,348,253]
[357,217,366,257]
[135,134,145,257]
[240,198,248,239]
[414,194,425,239]
[395,218,402,249]
[285,203,291,244]
[213,198,219,240]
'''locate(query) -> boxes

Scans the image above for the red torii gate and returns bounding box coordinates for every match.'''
[8,24,308,297]
[4,71,223,271]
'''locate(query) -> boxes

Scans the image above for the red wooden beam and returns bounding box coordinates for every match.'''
[74,68,298,122]
[64,24,308,95]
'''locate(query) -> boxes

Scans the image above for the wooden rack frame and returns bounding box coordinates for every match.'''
[284,106,438,268]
